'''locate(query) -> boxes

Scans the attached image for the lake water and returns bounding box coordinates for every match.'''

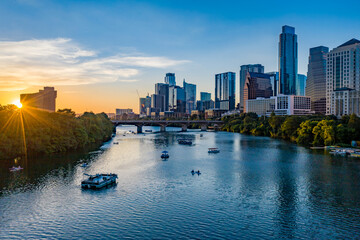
[1,126,360,239]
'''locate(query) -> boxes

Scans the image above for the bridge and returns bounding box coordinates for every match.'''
[111,120,223,133]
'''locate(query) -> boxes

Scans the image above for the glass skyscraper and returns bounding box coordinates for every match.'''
[200,92,211,101]
[239,64,264,111]
[305,46,328,114]
[279,25,298,95]
[183,80,197,114]
[296,74,307,96]
[164,73,176,86]
[215,72,236,111]
[155,83,169,112]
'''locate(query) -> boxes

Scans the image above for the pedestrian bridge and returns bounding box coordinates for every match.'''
[111,120,223,133]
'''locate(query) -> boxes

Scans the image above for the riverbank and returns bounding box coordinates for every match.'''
[221,112,360,148]
[0,105,114,160]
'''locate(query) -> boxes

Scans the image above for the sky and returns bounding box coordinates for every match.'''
[0,0,360,113]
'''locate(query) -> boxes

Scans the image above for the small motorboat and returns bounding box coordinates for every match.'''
[178,139,192,145]
[9,166,23,172]
[161,151,169,159]
[81,173,118,189]
[208,148,220,153]
[113,142,119,145]
[145,130,153,133]
[81,163,88,167]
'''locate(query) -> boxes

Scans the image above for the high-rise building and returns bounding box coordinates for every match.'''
[306,46,329,114]
[200,92,211,101]
[239,64,264,111]
[266,71,279,97]
[183,80,196,114]
[20,87,57,112]
[279,25,298,95]
[169,86,186,113]
[139,95,151,115]
[296,74,307,96]
[155,83,169,111]
[215,72,236,111]
[243,72,273,111]
[151,94,163,112]
[326,39,360,116]
[164,73,176,86]
[116,108,133,115]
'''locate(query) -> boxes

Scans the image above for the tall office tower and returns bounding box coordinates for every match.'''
[169,85,186,112]
[139,95,151,114]
[200,92,211,101]
[20,87,57,112]
[151,94,164,112]
[243,72,273,111]
[306,46,329,114]
[266,71,279,97]
[326,39,360,116]
[155,83,169,111]
[239,64,264,111]
[296,74,307,96]
[215,72,236,111]
[183,79,196,114]
[164,73,176,86]
[279,25,298,95]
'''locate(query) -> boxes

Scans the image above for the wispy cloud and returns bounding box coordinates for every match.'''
[0,38,189,91]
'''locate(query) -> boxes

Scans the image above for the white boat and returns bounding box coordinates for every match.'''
[81,173,118,189]
[208,148,220,153]
[161,151,169,159]
[9,166,23,172]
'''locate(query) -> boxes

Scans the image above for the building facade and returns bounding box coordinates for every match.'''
[183,80,197,114]
[266,71,279,97]
[296,74,307,96]
[243,72,273,111]
[246,95,312,116]
[326,39,360,116]
[200,92,211,101]
[139,95,151,115]
[20,87,57,112]
[306,46,329,114]
[279,25,298,95]
[215,72,236,111]
[169,85,186,113]
[155,83,169,112]
[239,64,264,111]
[164,73,176,86]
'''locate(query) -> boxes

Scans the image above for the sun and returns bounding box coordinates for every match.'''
[13,100,23,108]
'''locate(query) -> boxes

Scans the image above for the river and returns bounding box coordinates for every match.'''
[1,126,360,239]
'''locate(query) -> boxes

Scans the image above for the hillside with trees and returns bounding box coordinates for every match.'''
[222,112,360,147]
[0,105,114,160]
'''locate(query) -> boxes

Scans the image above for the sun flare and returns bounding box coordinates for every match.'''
[13,100,23,108]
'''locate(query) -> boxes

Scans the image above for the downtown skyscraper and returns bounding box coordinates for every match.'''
[279,25,298,95]
[215,72,236,111]
[239,64,264,111]
[306,46,329,114]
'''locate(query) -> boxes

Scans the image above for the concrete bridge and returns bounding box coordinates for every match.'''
[111,120,223,133]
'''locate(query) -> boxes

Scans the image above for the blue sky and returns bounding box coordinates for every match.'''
[0,0,359,112]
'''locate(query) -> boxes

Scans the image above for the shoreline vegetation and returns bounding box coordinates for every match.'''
[221,112,360,148]
[0,105,114,160]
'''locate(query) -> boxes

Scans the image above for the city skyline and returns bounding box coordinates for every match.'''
[0,0,360,113]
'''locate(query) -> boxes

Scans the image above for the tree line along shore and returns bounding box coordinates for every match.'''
[0,105,114,160]
[221,112,360,147]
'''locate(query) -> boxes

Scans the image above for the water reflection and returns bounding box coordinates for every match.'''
[1,126,360,239]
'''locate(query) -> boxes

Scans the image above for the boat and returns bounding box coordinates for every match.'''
[9,166,23,172]
[329,150,349,156]
[145,130,153,133]
[161,151,169,159]
[113,142,119,144]
[208,148,220,153]
[178,139,192,145]
[81,163,88,167]
[200,134,203,137]
[81,173,118,189]
[191,170,201,175]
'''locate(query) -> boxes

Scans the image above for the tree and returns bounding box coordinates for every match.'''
[280,116,302,141]
[296,120,318,146]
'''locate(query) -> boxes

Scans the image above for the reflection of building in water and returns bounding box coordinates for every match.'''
[20,87,57,112]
